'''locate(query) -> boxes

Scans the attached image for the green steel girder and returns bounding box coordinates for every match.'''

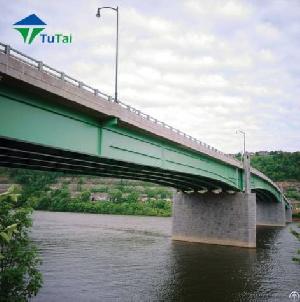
[250,174,281,202]
[0,84,282,202]
[0,139,232,191]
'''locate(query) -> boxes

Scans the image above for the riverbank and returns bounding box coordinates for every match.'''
[37,199,172,217]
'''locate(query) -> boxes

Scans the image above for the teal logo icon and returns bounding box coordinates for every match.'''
[14,14,46,44]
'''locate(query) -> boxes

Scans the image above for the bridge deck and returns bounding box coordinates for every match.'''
[0,43,285,204]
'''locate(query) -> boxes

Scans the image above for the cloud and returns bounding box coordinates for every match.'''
[0,0,299,153]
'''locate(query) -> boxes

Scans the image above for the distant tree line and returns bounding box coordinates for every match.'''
[236,151,300,181]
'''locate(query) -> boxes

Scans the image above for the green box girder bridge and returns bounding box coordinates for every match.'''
[0,42,291,247]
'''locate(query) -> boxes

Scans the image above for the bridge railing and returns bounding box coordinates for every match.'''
[0,42,239,162]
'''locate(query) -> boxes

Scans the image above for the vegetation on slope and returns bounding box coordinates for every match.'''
[0,168,173,217]
[36,186,172,216]
[249,151,300,181]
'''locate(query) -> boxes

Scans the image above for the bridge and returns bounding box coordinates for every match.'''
[0,42,292,248]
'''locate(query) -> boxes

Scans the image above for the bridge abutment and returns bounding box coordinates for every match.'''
[256,199,285,226]
[172,191,256,248]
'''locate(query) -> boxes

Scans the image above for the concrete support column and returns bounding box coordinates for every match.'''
[172,191,256,248]
[285,206,293,223]
[256,199,285,226]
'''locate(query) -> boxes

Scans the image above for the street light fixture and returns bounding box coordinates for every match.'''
[96,6,119,103]
[236,130,246,159]
[236,130,250,193]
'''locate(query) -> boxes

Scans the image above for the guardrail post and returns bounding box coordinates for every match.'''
[4,45,10,55]
[94,89,99,96]
[60,72,65,80]
[78,82,83,88]
[38,61,43,71]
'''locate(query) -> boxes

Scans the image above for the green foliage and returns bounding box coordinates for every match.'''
[0,187,42,301]
[77,177,84,192]
[79,191,91,203]
[127,192,139,203]
[5,168,59,210]
[108,189,123,203]
[250,152,300,181]
[4,169,173,217]
[286,188,300,201]
[40,199,172,217]
[144,187,172,200]
[91,186,108,193]
[290,224,300,264]
[293,213,300,219]
[36,187,70,211]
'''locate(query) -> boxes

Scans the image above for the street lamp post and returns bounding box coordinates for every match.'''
[236,130,246,160]
[96,6,119,103]
[236,130,250,193]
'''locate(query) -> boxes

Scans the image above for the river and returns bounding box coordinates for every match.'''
[31,211,299,302]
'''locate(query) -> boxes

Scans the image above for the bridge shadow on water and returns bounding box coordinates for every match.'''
[156,226,292,302]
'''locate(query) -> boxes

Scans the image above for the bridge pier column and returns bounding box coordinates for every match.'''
[285,206,293,223]
[256,199,285,226]
[172,191,256,248]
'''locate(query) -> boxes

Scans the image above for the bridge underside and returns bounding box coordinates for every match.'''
[0,136,235,192]
[0,136,282,206]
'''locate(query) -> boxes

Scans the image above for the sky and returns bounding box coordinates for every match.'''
[1,0,299,153]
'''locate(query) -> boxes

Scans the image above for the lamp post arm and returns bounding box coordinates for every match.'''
[115,7,119,103]
[96,6,118,15]
[96,6,119,103]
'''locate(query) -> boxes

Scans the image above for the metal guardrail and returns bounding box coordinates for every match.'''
[0,42,238,160]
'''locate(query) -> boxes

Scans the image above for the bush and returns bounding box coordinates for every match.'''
[0,186,42,300]
[79,191,91,203]
[39,199,172,217]
[109,189,123,203]
[286,189,300,201]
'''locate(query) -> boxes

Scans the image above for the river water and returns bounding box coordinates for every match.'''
[31,211,299,302]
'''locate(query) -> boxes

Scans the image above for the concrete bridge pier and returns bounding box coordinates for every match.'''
[172,191,256,248]
[256,199,286,226]
[285,206,293,223]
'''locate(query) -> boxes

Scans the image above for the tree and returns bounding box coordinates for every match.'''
[0,186,42,301]
[250,152,300,181]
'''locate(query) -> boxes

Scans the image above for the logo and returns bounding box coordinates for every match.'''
[14,14,46,44]
[289,291,300,301]
[13,14,72,45]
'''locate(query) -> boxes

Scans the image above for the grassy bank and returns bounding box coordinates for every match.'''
[37,199,172,217]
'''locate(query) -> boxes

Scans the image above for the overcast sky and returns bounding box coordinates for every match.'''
[1,0,299,153]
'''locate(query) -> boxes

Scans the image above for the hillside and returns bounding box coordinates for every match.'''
[0,168,173,217]
[250,151,300,181]
[248,152,300,203]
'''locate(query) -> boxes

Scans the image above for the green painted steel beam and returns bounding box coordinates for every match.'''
[0,84,282,202]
